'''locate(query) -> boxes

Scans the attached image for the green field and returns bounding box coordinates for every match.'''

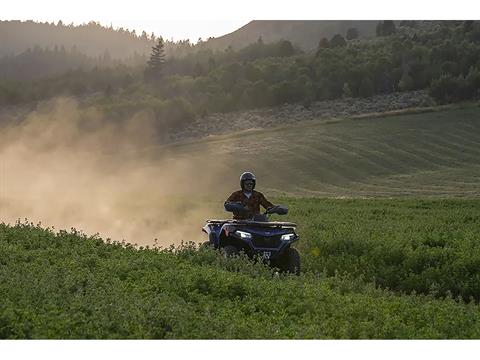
[2,198,480,339]
[2,106,480,339]
[162,106,480,198]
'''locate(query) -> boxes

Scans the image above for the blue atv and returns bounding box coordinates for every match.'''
[202,203,300,274]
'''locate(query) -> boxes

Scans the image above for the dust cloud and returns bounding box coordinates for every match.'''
[0,97,235,246]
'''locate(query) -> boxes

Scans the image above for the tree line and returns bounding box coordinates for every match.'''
[1,21,479,127]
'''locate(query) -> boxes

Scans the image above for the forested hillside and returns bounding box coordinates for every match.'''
[1,21,480,137]
[0,20,192,59]
[0,20,377,59]
[204,20,378,50]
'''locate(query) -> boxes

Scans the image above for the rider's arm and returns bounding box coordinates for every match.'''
[224,192,245,212]
[224,191,241,206]
[259,193,274,210]
[224,191,249,216]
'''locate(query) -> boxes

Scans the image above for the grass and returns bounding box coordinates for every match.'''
[158,106,480,198]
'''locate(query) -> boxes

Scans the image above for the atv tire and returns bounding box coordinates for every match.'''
[279,247,301,275]
[222,245,239,258]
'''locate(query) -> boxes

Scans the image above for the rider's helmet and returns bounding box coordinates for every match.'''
[240,171,256,190]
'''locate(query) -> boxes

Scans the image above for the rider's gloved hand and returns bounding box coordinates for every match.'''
[266,205,278,214]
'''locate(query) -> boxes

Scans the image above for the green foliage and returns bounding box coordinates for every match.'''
[358,77,375,97]
[275,40,295,57]
[145,37,166,82]
[0,65,143,105]
[376,21,397,37]
[399,21,417,28]
[330,34,347,48]
[428,68,480,104]
[0,45,113,81]
[1,21,480,114]
[398,72,414,91]
[0,80,25,105]
[244,80,272,107]
[94,94,195,131]
[342,82,352,98]
[346,28,359,40]
[154,97,195,130]
[318,37,330,48]
[284,198,480,303]
[465,67,480,99]
[3,199,480,339]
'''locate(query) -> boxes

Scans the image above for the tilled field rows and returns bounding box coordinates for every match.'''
[165,107,480,198]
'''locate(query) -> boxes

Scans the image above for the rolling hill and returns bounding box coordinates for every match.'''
[0,20,379,60]
[157,105,480,198]
[204,20,379,51]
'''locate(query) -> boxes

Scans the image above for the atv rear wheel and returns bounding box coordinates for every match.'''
[222,245,239,258]
[279,247,301,275]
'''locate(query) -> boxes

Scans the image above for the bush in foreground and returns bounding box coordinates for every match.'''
[1,219,480,339]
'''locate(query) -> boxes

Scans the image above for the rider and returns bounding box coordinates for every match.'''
[224,172,275,220]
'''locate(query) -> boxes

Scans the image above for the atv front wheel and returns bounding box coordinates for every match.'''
[222,245,239,258]
[279,247,301,275]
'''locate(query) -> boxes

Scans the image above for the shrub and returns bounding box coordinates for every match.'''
[153,97,195,130]
[398,72,414,92]
[346,28,359,41]
[330,34,347,48]
[358,77,375,97]
[429,73,469,104]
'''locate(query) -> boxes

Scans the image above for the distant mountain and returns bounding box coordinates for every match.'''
[0,20,154,59]
[1,20,380,61]
[203,20,379,51]
[0,20,201,60]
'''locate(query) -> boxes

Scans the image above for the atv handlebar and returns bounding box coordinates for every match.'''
[265,205,289,215]
[225,202,289,219]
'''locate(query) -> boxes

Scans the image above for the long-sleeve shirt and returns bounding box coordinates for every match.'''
[224,190,274,220]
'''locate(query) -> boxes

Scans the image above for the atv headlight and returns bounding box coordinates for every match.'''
[235,230,252,239]
[281,233,295,241]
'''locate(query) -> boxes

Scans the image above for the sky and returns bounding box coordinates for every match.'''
[2,0,479,42]
[103,20,249,43]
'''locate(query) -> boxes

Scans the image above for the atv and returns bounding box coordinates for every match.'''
[202,203,300,275]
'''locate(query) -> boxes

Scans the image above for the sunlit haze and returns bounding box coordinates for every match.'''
[2,0,477,43]
[99,20,249,42]
[3,18,249,43]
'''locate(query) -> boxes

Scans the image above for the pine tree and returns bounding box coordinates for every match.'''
[330,34,347,48]
[376,21,384,37]
[145,37,165,81]
[194,61,203,78]
[383,21,397,36]
[377,21,397,37]
[316,37,330,56]
[346,27,359,40]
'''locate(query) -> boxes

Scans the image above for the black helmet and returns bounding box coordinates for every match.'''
[240,171,256,190]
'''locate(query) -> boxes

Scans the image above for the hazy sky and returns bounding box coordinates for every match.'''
[2,0,477,42]
[90,20,249,43]
[2,1,254,42]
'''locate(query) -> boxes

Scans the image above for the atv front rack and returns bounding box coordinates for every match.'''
[206,219,297,228]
